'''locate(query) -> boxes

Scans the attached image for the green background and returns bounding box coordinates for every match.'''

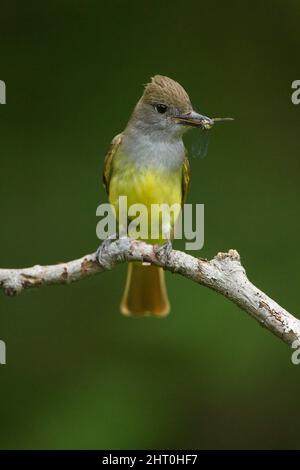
[0,0,299,450]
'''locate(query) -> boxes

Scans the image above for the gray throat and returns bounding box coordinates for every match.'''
[121,126,185,171]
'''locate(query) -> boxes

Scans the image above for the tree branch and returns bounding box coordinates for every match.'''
[0,237,299,346]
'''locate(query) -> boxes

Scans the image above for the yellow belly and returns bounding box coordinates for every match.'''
[109,159,182,241]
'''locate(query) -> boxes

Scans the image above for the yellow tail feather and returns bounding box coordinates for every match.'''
[120,263,170,317]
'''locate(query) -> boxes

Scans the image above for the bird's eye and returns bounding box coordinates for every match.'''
[155,104,168,114]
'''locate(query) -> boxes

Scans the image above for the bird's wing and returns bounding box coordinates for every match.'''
[102,133,123,194]
[181,152,191,205]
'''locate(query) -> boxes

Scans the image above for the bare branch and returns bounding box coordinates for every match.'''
[0,237,299,346]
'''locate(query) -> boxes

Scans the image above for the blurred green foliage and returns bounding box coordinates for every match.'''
[0,0,299,449]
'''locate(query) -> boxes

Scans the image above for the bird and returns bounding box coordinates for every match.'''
[101,75,214,317]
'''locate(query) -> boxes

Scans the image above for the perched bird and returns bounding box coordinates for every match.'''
[102,75,214,317]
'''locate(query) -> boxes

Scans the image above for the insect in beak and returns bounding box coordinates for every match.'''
[175,111,234,130]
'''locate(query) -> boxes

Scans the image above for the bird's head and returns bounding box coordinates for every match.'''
[128,75,213,138]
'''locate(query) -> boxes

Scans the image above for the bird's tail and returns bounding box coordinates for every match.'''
[120,262,170,317]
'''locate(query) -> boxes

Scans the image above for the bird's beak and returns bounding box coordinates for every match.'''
[175,110,214,130]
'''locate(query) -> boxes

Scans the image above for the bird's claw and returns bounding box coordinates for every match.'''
[96,233,119,269]
[155,240,173,264]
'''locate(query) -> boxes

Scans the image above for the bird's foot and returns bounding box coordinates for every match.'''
[155,240,173,264]
[96,233,119,269]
